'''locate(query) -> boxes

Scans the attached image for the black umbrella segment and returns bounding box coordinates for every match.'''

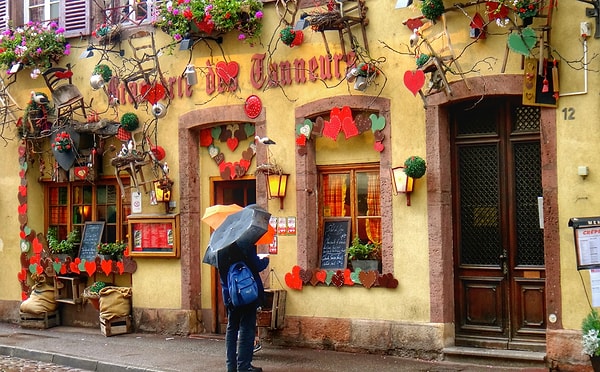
[203,205,271,268]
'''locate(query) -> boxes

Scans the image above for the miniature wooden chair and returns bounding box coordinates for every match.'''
[42,64,87,120]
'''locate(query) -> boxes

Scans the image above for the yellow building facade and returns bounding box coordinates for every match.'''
[0,0,598,369]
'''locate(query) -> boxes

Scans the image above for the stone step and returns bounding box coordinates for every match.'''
[443,346,547,370]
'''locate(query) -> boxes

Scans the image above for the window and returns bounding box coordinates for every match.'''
[23,0,90,38]
[46,180,131,246]
[319,164,381,248]
[106,0,155,25]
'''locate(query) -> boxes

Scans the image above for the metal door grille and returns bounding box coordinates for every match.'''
[514,142,544,266]
[458,145,501,265]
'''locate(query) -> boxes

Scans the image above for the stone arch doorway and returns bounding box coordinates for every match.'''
[424,75,560,347]
[177,105,269,329]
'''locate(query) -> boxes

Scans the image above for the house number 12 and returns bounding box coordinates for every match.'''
[562,107,575,120]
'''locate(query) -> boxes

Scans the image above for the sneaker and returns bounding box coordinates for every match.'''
[238,366,262,372]
[253,342,262,353]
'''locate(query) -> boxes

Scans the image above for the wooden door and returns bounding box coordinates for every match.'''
[451,98,546,351]
[212,178,256,333]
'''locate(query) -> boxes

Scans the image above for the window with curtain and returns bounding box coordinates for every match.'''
[46,180,131,247]
[319,164,381,249]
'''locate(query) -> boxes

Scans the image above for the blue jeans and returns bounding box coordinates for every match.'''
[226,304,257,372]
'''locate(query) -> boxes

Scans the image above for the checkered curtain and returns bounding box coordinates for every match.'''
[323,174,347,217]
[366,173,381,244]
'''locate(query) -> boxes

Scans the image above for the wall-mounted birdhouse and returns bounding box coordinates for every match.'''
[470,12,486,39]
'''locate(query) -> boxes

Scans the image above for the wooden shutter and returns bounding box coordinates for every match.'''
[0,0,8,32]
[61,0,90,38]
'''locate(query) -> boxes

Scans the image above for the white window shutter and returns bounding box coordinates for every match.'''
[61,0,90,38]
[0,0,8,32]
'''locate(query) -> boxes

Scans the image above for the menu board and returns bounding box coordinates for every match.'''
[319,218,351,270]
[78,221,105,262]
[569,217,600,270]
[127,214,180,258]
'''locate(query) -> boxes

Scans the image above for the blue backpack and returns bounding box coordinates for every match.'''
[227,261,259,307]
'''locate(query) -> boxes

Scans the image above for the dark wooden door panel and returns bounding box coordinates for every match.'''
[458,276,506,336]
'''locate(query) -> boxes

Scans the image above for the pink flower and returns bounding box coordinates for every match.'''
[255,11,263,18]
[238,34,246,40]
[174,33,182,41]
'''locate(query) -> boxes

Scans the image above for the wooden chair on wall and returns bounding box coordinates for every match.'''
[122,31,169,109]
[42,64,87,121]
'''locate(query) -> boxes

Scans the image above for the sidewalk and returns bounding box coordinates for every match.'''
[0,322,537,371]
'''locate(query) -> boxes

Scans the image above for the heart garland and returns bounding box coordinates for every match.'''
[296,107,386,154]
[200,124,256,180]
[284,266,397,289]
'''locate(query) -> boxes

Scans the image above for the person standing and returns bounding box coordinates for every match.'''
[219,243,269,372]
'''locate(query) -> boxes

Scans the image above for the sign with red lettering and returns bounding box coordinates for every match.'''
[569,217,600,270]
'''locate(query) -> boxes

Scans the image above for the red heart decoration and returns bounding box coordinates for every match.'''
[21,291,28,301]
[219,161,232,173]
[403,70,426,96]
[344,269,354,286]
[29,255,40,265]
[239,158,251,171]
[117,261,125,274]
[19,169,25,178]
[338,106,353,123]
[341,116,359,139]
[19,230,26,239]
[70,259,81,274]
[74,167,88,180]
[84,261,96,276]
[18,145,26,157]
[18,185,27,197]
[404,17,424,31]
[374,141,385,152]
[140,83,166,104]
[216,61,239,83]
[17,268,27,282]
[323,116,341,140]
[35,264,43,275]
[18,203,27,214]
[32,238,43,254]
[101,259,113,275]
[296,134,307,146]
[60,264,67,274]
[55,70,73,79]
[285,272,302,290]
[199,129,213,147]
[331,270,344,288]
[226,137,239,151]
[315,270,326,283]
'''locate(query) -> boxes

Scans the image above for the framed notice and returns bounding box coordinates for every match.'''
[569,217,600,270]
[127,214,180,258]
[319,218,351,270]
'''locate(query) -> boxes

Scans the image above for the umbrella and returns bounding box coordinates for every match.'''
[202,204,275,245]
[203,205,271,268]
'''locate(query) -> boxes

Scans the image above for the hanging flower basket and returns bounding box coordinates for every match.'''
[93,64,113,83]
[120,112,139,132]
[280,26,304,47]
[404,156,427,179]
[92,24,121,44]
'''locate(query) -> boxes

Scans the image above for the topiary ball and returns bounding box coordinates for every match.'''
[93,64,112,82]
[404,156,427,179]
[421,0,445,21]
[120,112,139,132]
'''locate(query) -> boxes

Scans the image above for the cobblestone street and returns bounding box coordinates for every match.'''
[0,355,90,372]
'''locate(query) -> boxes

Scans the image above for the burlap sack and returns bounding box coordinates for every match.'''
[99,286,132,320]
[20,282,57,314]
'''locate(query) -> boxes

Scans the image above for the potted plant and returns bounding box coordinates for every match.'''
[347,236,381,272]
[582,309,600,371]
[83,281,108,311]
[97,241,127,260]
[47,227,79,259]
[354,62,379,91]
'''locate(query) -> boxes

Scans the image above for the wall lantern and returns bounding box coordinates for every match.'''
[267,173,289,209]
[154,177,174,213]
[390,166,414,206]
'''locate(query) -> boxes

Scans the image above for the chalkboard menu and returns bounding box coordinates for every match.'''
[78,221,105,262]
[319,218,351,270]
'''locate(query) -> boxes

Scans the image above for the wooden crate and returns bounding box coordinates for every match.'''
[54,276,86,304]
[257,289,286,330]
[19,310,60,329]
[100,315,132,337]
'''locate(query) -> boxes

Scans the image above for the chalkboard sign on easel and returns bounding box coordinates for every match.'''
[78,221,105,262]
[319,218,351,270]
